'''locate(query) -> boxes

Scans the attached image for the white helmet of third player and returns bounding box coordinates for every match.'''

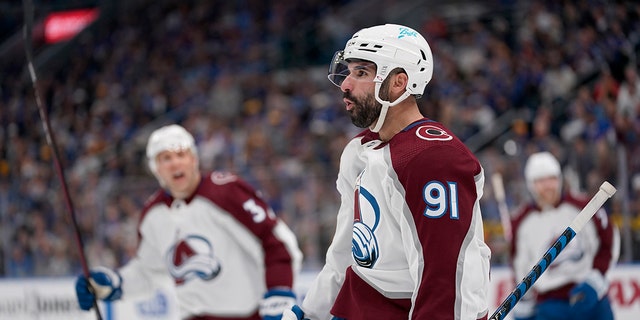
[146,124,198,178]
[327,24,434,132]
[524,151,562,195]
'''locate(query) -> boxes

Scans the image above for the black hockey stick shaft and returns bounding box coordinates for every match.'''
[489,181,616,320]
[21,1,102,319]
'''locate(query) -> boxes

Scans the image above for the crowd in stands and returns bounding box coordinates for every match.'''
[1,0,639,277]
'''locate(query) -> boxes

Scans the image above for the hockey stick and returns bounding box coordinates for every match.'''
[21,1,102,319]
[491,173,512,241]
[488,181,616,320]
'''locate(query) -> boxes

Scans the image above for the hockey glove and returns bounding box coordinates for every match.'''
[569,270,608,316]
[569,282,599,316]
[260,288,297,320]
[281,305,307,320]
[75,266,123,310]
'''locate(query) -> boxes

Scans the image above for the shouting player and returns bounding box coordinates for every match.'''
[75,124,303,320]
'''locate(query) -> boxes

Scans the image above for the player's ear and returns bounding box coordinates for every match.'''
[394,72,408,91]
[388,70,408,97]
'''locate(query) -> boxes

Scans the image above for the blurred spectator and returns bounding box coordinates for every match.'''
[617,64,640,123]
[2,0,640,277]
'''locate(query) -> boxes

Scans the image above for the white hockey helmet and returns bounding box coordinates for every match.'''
[328,24,434,132]
[524,151,562,195]
[146,124,198,176]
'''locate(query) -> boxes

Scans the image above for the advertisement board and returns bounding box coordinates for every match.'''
[1,265,638,319]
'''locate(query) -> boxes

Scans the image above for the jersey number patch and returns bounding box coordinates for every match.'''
[243,199,275,223]
[422,181,459,219]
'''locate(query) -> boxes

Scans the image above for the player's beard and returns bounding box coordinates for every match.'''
[536,186,561,209]
[345,91,382,128]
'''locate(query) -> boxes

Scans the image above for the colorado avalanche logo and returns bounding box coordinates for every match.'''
[352,221,378,268]
[416,125,453,141]
[352,173,381,268]
[166,235,222,285]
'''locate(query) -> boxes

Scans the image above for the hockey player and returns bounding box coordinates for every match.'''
[509,151,619,320]
[75,124,303,320]
[283,24,491,320]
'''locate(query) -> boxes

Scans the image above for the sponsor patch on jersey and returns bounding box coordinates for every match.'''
[416,125,453,141]
[210,171,237,185]
[135,291,171,317]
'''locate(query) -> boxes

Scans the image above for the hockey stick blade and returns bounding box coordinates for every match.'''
[489,181,616,320]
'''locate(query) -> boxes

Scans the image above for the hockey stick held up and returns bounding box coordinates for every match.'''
[21,0,102,318]
[489,181,616,320]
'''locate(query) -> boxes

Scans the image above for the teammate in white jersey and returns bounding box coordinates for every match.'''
[75,124,303,320]
[510,151,619,320]
[283,24,491,320]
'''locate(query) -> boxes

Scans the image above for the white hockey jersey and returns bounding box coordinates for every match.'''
[510,193,619,301]
[118,171,302,319]
[301,119,491,320]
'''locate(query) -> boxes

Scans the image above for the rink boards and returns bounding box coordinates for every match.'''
[0,265,638,320]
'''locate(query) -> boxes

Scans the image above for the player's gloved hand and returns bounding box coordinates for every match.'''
[75,266,123,310]
[569,281,599,315]
[570,269,608,316]
[260,288,297,320]
[281,305,307,320]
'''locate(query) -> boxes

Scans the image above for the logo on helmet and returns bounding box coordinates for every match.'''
[398,27,418,39]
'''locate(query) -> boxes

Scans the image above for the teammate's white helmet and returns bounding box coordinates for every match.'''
[524,151,562,195]
[328,24,434,98]
[146,124,198,175]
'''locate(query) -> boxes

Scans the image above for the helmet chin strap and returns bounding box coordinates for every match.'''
[370,82,411,133]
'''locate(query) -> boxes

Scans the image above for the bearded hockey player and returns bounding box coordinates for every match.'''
[284,24,491,320]
[509,151,619,320]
